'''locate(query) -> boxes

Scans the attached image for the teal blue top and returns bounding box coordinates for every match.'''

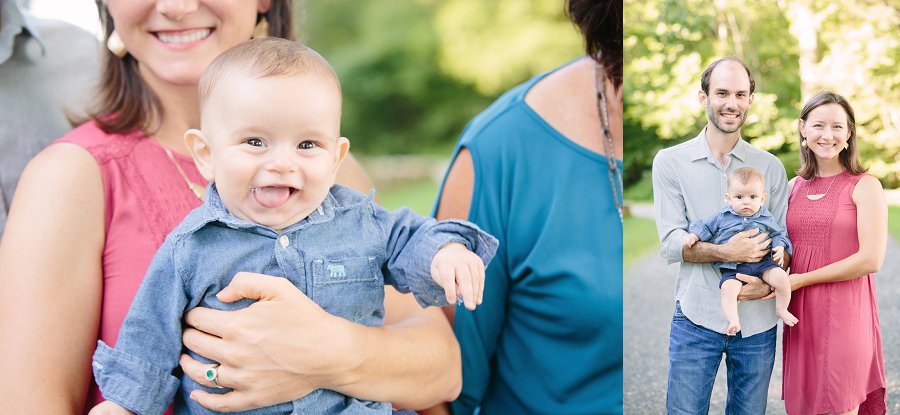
[434,62,623,414]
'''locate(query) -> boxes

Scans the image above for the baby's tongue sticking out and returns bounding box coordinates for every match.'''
[253,186,292,208]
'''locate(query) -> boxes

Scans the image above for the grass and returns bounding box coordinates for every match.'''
[624,215,659,272]
[889,206,900,240]
[376,178,440,216]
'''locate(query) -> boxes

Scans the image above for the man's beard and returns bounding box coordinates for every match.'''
[706,104,746,134]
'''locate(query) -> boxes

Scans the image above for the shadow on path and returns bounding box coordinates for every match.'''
[624,238,900,414]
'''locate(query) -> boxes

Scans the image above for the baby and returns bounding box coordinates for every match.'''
[684,167,797,335]
[90,38,497,415]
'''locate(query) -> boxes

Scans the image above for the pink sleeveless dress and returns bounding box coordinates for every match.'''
[55,121,206,414]
[783,171,886,415]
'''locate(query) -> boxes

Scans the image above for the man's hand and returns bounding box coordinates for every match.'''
[736,273,775,301]
[683,233,700,248]
[772,246,785,267]
[723,229,771,263]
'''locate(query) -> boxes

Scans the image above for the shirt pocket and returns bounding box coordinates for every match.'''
[312,257,384,325]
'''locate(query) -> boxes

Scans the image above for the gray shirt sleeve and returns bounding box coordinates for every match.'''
[652,149,689,264]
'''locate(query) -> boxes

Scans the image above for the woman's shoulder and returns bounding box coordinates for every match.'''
[458,67,563,148]
[54,120,144,163]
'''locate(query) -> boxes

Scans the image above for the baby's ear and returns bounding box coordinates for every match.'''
[332,136,351,173]
[762,192,768,203]
[184,129,215,181]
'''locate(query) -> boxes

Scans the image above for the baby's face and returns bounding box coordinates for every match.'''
[725,178,766,217]
[199,72,347,231]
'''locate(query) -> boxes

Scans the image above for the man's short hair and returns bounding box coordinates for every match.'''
[199,38,340,109]
[728,167,765,188]
[700,57,755,95]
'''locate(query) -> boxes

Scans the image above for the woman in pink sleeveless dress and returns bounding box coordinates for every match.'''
[0,1,460,413]
[783,91,887,415]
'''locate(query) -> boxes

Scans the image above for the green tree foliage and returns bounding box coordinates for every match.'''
[302,0,582,155]
[625,0,899,192]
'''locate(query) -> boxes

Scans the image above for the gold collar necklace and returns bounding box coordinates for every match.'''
[806,172,840,201]
[162,145,206,201]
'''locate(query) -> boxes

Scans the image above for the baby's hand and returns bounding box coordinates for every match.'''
[772,245,785,267]
[683,233,700,247]
[89,401,134,415]
[431,242,485,310]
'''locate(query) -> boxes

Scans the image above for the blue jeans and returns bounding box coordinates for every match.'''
[666,302,775,415]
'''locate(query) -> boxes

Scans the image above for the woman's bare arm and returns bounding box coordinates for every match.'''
[790,175,887,290]
[0,143,105,413]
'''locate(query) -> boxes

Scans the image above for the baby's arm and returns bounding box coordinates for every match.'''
[772,245,785,267]
[91,238,189,414]
[377,206,498,310]
[89,401,134,415]
[687,212,721,245]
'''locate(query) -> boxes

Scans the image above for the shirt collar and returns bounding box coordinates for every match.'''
[726,204,769,219]
[198,183,336,236]
[689,127,749,163]
[0,1,47,64]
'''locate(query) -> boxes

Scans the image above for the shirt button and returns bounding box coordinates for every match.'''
[279,235,289,248]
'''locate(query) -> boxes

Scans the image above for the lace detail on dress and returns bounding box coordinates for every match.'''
[787,173,851,256]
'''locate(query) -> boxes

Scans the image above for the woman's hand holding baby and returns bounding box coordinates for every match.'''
[431,242,486,310]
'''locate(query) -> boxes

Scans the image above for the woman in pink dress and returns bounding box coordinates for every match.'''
[0,1,460,413]
[783,91,887,415]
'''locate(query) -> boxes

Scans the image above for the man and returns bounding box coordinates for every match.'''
[0,0,100,236]
[652,57,789,414]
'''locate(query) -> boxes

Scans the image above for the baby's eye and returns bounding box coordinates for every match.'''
[735,195,743,199]
[750,195,757,199]
[299,141,316,150]
[245,138,264,147]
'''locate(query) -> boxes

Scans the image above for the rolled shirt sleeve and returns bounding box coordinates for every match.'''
[377,206,499,308]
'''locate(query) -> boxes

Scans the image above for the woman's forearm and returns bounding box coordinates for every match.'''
[332,287,461,409]
[791,251,881,290]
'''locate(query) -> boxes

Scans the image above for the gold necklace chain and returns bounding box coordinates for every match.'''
[161,145,206,201]
[595,58,623,222]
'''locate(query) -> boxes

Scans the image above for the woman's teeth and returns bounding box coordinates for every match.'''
[157,28,211,44]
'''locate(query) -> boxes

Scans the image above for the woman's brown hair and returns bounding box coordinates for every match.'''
[796,91,867,180]
[90,1,295,135]
[566,0,622,89]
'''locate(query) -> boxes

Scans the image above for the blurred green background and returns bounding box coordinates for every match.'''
[301,0,585,213]
[623,0,900,270]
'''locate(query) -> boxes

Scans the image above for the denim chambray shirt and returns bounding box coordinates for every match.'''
[92,184,498,415]
[689,204,792,270]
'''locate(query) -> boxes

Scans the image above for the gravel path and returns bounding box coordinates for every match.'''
[624,237,900,414]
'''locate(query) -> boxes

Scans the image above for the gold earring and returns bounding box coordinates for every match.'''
[843,142,849,151]
[107,30,127,58]
[252,17,269,39]
[800,139,807,148]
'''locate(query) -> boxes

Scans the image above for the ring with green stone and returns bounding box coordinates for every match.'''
[204,363,224,389]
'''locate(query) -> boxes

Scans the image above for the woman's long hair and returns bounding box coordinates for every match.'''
[88,1,294,135]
